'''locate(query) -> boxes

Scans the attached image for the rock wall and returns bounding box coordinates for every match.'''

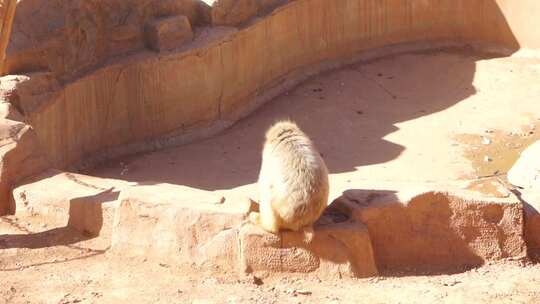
[5,0,211,80]
[1,0,540,213]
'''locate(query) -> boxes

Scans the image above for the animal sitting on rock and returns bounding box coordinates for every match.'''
[249,120,329,241]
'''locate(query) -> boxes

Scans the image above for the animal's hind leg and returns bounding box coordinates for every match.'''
[250,200,280,234]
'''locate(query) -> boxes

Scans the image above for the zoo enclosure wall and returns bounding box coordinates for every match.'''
[0,0,539,214]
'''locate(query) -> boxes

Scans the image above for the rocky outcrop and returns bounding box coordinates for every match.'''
[329,188,527,273]
[0,75,50,214]
[110,183,377,277]
[107,182,529,276]
[6,0,212,80]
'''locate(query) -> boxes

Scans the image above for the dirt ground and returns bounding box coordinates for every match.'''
[90,47,540,198]
[2,48,540,303]
[1,213,540,304]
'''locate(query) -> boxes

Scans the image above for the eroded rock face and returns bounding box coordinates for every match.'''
[0,75,50,214]
[210,0,289,26]
[0,72,61,115]
[330,188,527,273]
[211,0,259,26]
[6,0,211,79]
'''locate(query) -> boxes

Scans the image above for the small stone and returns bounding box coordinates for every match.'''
[252,275,264,286]
[296,290,312,296]
[91,291,102,298]
[481,137,492,145]
[145,15,194,52]
[443,280,462,287]
[484,156,492,162]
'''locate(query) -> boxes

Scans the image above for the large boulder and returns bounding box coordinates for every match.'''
[330,186,527,274]
[110,184,253,270]
[110,183,378,278]
[508,140,540,190]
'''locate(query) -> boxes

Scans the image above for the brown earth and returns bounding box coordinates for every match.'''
[2,47,540,303]
[1,215,540,304]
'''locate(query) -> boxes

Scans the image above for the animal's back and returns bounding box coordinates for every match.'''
[259,121,329,231]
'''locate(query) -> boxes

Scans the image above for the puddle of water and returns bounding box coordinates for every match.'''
[455,121,540,180]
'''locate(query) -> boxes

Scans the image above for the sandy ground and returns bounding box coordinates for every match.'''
[90,47,540,198]
[2,47,540,303]
[1,214,540,304]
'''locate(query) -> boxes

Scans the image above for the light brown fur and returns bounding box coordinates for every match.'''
[249,120,329,240]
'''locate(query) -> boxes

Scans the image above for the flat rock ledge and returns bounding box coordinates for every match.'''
[110,184,376,279]
[330,187,526,274]
[13,169,125,237]
[11,170,532,277]
[108,182,528,277]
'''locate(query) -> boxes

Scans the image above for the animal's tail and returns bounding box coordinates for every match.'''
[302,225,315,244]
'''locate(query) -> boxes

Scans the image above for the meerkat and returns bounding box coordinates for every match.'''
[249,120,329,241]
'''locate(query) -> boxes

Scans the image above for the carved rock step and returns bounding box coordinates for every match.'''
[13,169,125,236]
[330,185,527,274]
[110,183,378,278]
[110,184,253,270]
[240,221,378,279]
